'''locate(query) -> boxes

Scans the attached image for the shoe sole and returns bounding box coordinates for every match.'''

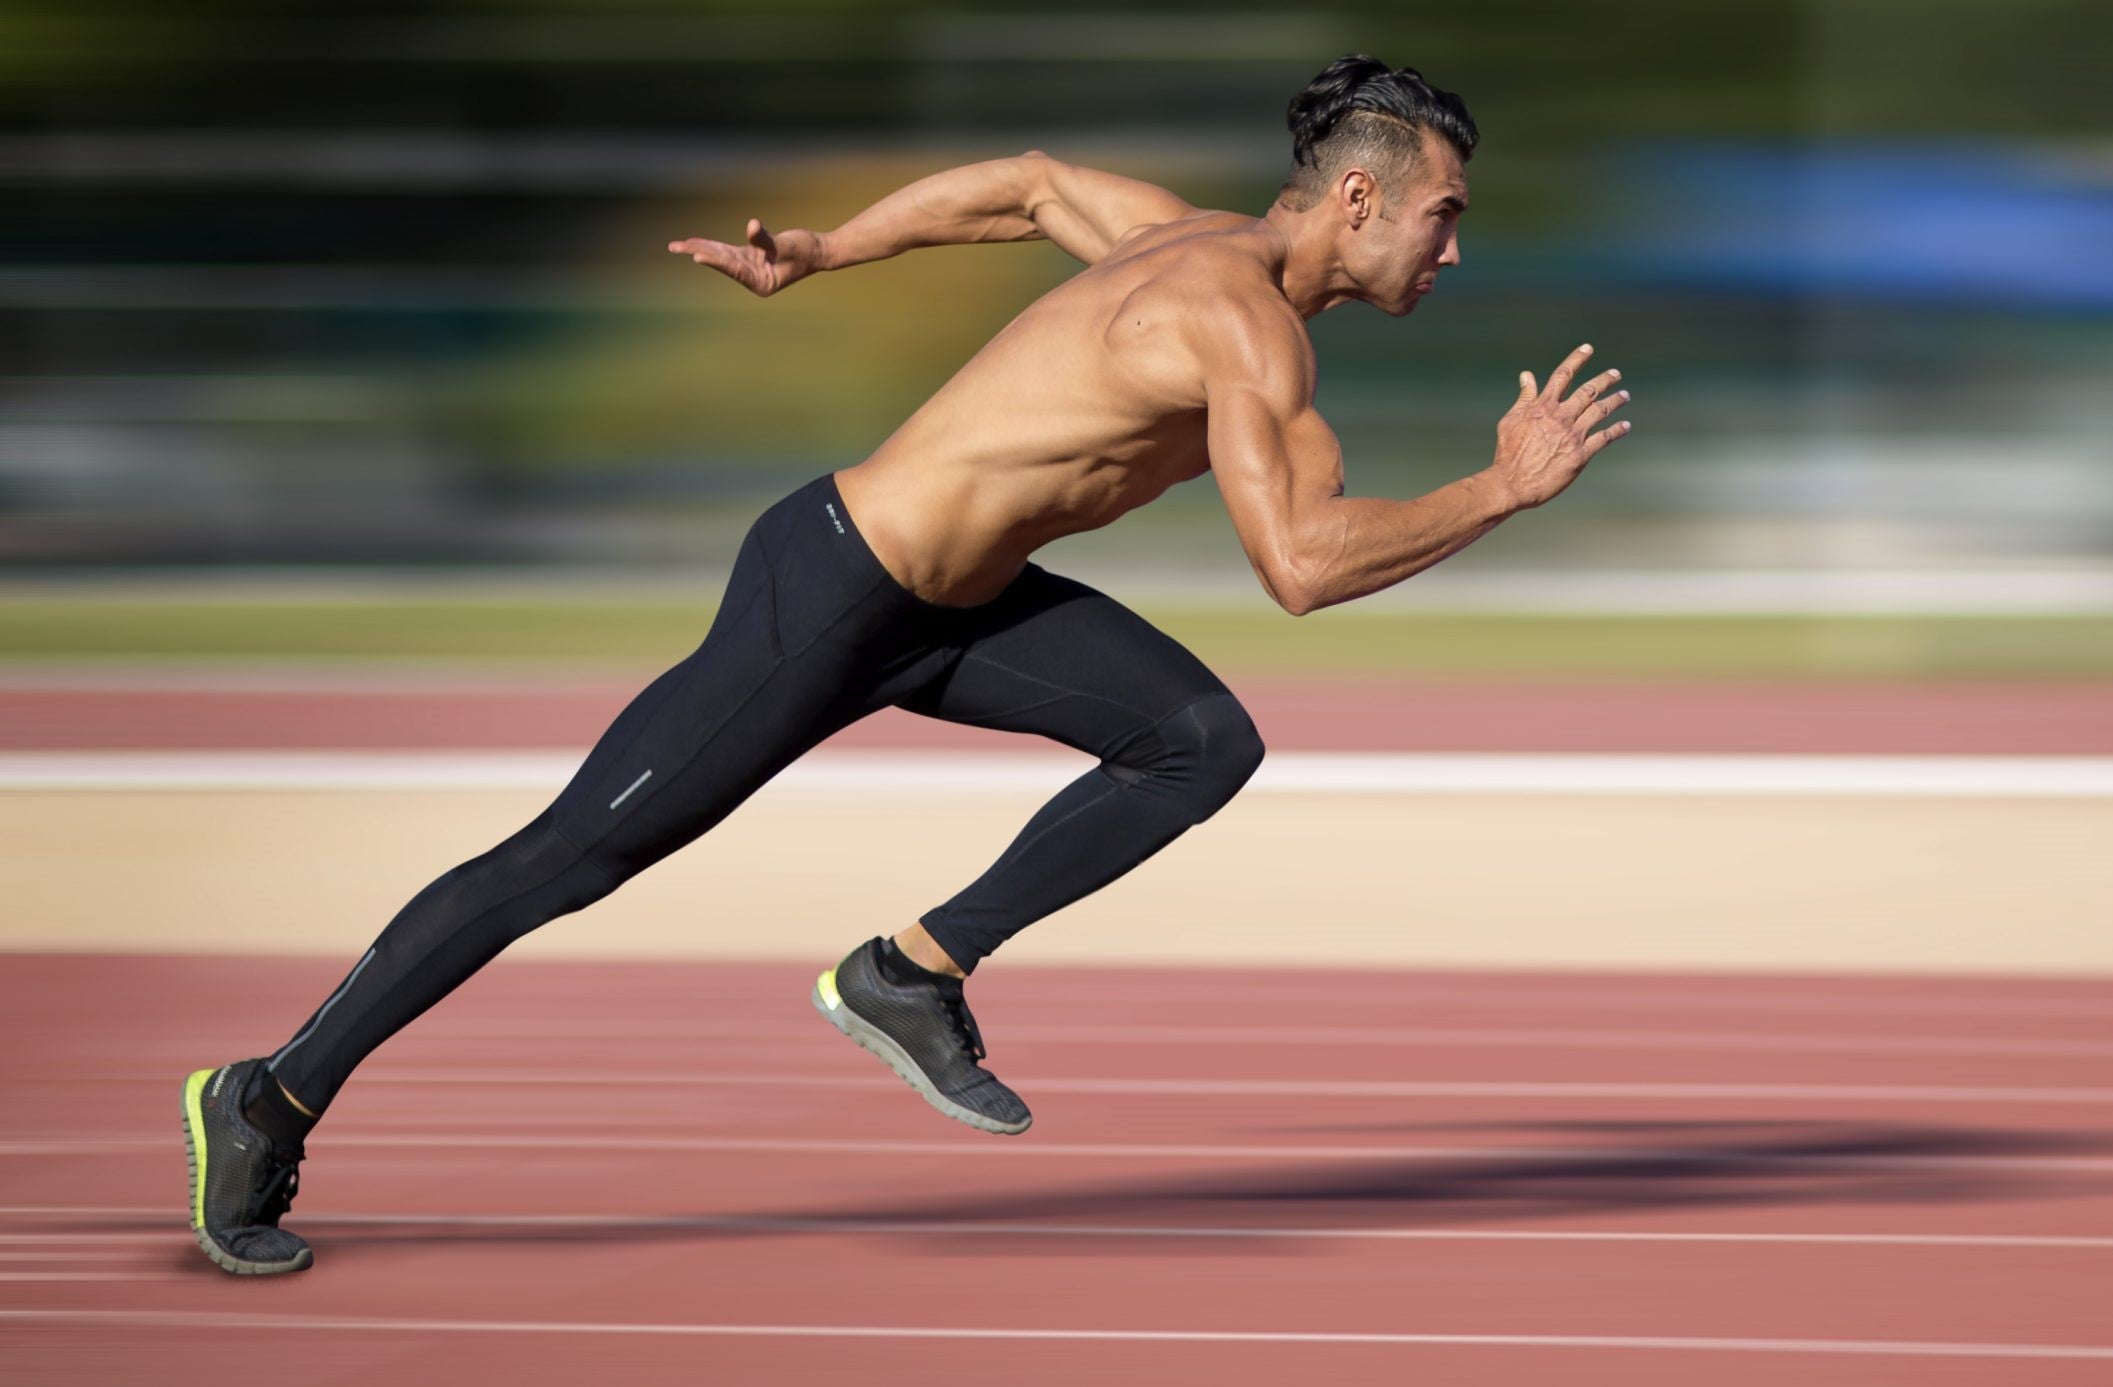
[180,1067,313,1276]
[811,969,1030,1136]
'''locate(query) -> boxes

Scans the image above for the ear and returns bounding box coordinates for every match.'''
[1338,168,1377,229]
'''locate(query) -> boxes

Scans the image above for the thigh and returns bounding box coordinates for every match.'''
[896,564,1234,762]
[550,493,935,877]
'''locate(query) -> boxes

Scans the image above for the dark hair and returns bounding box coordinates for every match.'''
[1279,54,1478,210]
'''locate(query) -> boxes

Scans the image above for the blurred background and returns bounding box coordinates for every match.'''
[4,0,2111,669]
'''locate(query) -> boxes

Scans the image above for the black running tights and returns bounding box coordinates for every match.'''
[266,472,1265,1112]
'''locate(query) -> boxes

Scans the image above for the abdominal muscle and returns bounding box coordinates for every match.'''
[830,218,1254,608]
[835,429,1208,608]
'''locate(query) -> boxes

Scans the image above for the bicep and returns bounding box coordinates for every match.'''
[1027,154,1200,263]
[1206,382,1345,614]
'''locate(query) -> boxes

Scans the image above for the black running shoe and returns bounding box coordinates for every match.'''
[180,1059,313,1275]
[812,938,1032,1135]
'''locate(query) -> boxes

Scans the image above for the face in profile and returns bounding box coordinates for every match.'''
[1347,129,1468,317]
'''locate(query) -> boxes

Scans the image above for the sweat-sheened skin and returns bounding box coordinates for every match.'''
[669,130,1632,618]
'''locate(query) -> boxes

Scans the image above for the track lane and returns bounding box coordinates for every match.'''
[5,954,2112,1384]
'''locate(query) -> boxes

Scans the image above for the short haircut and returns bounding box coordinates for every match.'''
[1277,54,1479,212]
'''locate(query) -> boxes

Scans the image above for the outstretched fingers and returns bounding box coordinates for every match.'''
[668,235,766,293]
[1580,385,1631,428]
[1542,342,1594,401]
[1584,417,1634,455]
[670,236,733,266]
[1562,368,1623,420]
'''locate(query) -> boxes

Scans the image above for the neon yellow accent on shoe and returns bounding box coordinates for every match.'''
[183,1068,212,1229]
[817,967,842,1011]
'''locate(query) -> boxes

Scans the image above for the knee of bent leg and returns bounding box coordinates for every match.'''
[1158,691,1266,822]
[497,809,622,924]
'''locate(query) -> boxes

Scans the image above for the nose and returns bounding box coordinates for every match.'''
[1439,229,1462,268]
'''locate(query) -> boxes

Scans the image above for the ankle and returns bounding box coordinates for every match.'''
[242,1069,320,1149]
[877,938,943,987]
[890,926,967,980]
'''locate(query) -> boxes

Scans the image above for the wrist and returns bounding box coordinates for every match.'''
[1465,467,1524,519]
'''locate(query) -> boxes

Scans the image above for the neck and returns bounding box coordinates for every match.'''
[1259,203,1361,320]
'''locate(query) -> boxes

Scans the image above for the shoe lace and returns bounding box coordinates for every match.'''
[248,1145,304,1227]
[937,986,986,1062]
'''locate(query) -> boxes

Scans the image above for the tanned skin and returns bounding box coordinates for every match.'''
[669,131,1632,975]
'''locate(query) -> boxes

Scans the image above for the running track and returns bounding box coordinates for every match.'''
[4,955,2113,1384]
[5,672,2111,1380]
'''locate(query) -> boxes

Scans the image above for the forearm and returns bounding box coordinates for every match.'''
[819,156,1043,270]
[1294,471,1519,613]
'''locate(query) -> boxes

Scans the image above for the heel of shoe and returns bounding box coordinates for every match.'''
[812,971,852,1037]
[181,1068,213,1230]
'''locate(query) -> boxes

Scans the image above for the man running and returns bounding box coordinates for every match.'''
[182,54,1631,1274]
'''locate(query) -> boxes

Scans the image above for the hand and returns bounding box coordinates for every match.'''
[667,219,828,297]
[1486,343,1633,510]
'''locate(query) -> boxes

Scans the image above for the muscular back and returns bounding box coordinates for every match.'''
[839,210,1303,607]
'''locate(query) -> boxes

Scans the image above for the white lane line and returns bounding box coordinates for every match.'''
[7,1206,2112,1252]
[6,1132,2112,1175]
[137,1018,2113,1059]
[3,1309,2110,1359]
[81,1023,2113,1061]
[281,1069,2113,1106]
[44,1068,2113,1105]
[7,750,2113,797]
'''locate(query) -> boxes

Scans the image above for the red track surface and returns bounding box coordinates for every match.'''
[6,674,2112,752]
[5,954,2112,1384]
[8,676,2109,1379]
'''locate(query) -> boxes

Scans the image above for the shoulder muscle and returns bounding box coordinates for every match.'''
[1191,290,1342,613]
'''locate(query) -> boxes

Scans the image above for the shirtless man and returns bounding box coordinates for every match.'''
[182,54,1630,1274]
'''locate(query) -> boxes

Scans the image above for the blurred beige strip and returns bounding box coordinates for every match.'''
[3,788,2108,975]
